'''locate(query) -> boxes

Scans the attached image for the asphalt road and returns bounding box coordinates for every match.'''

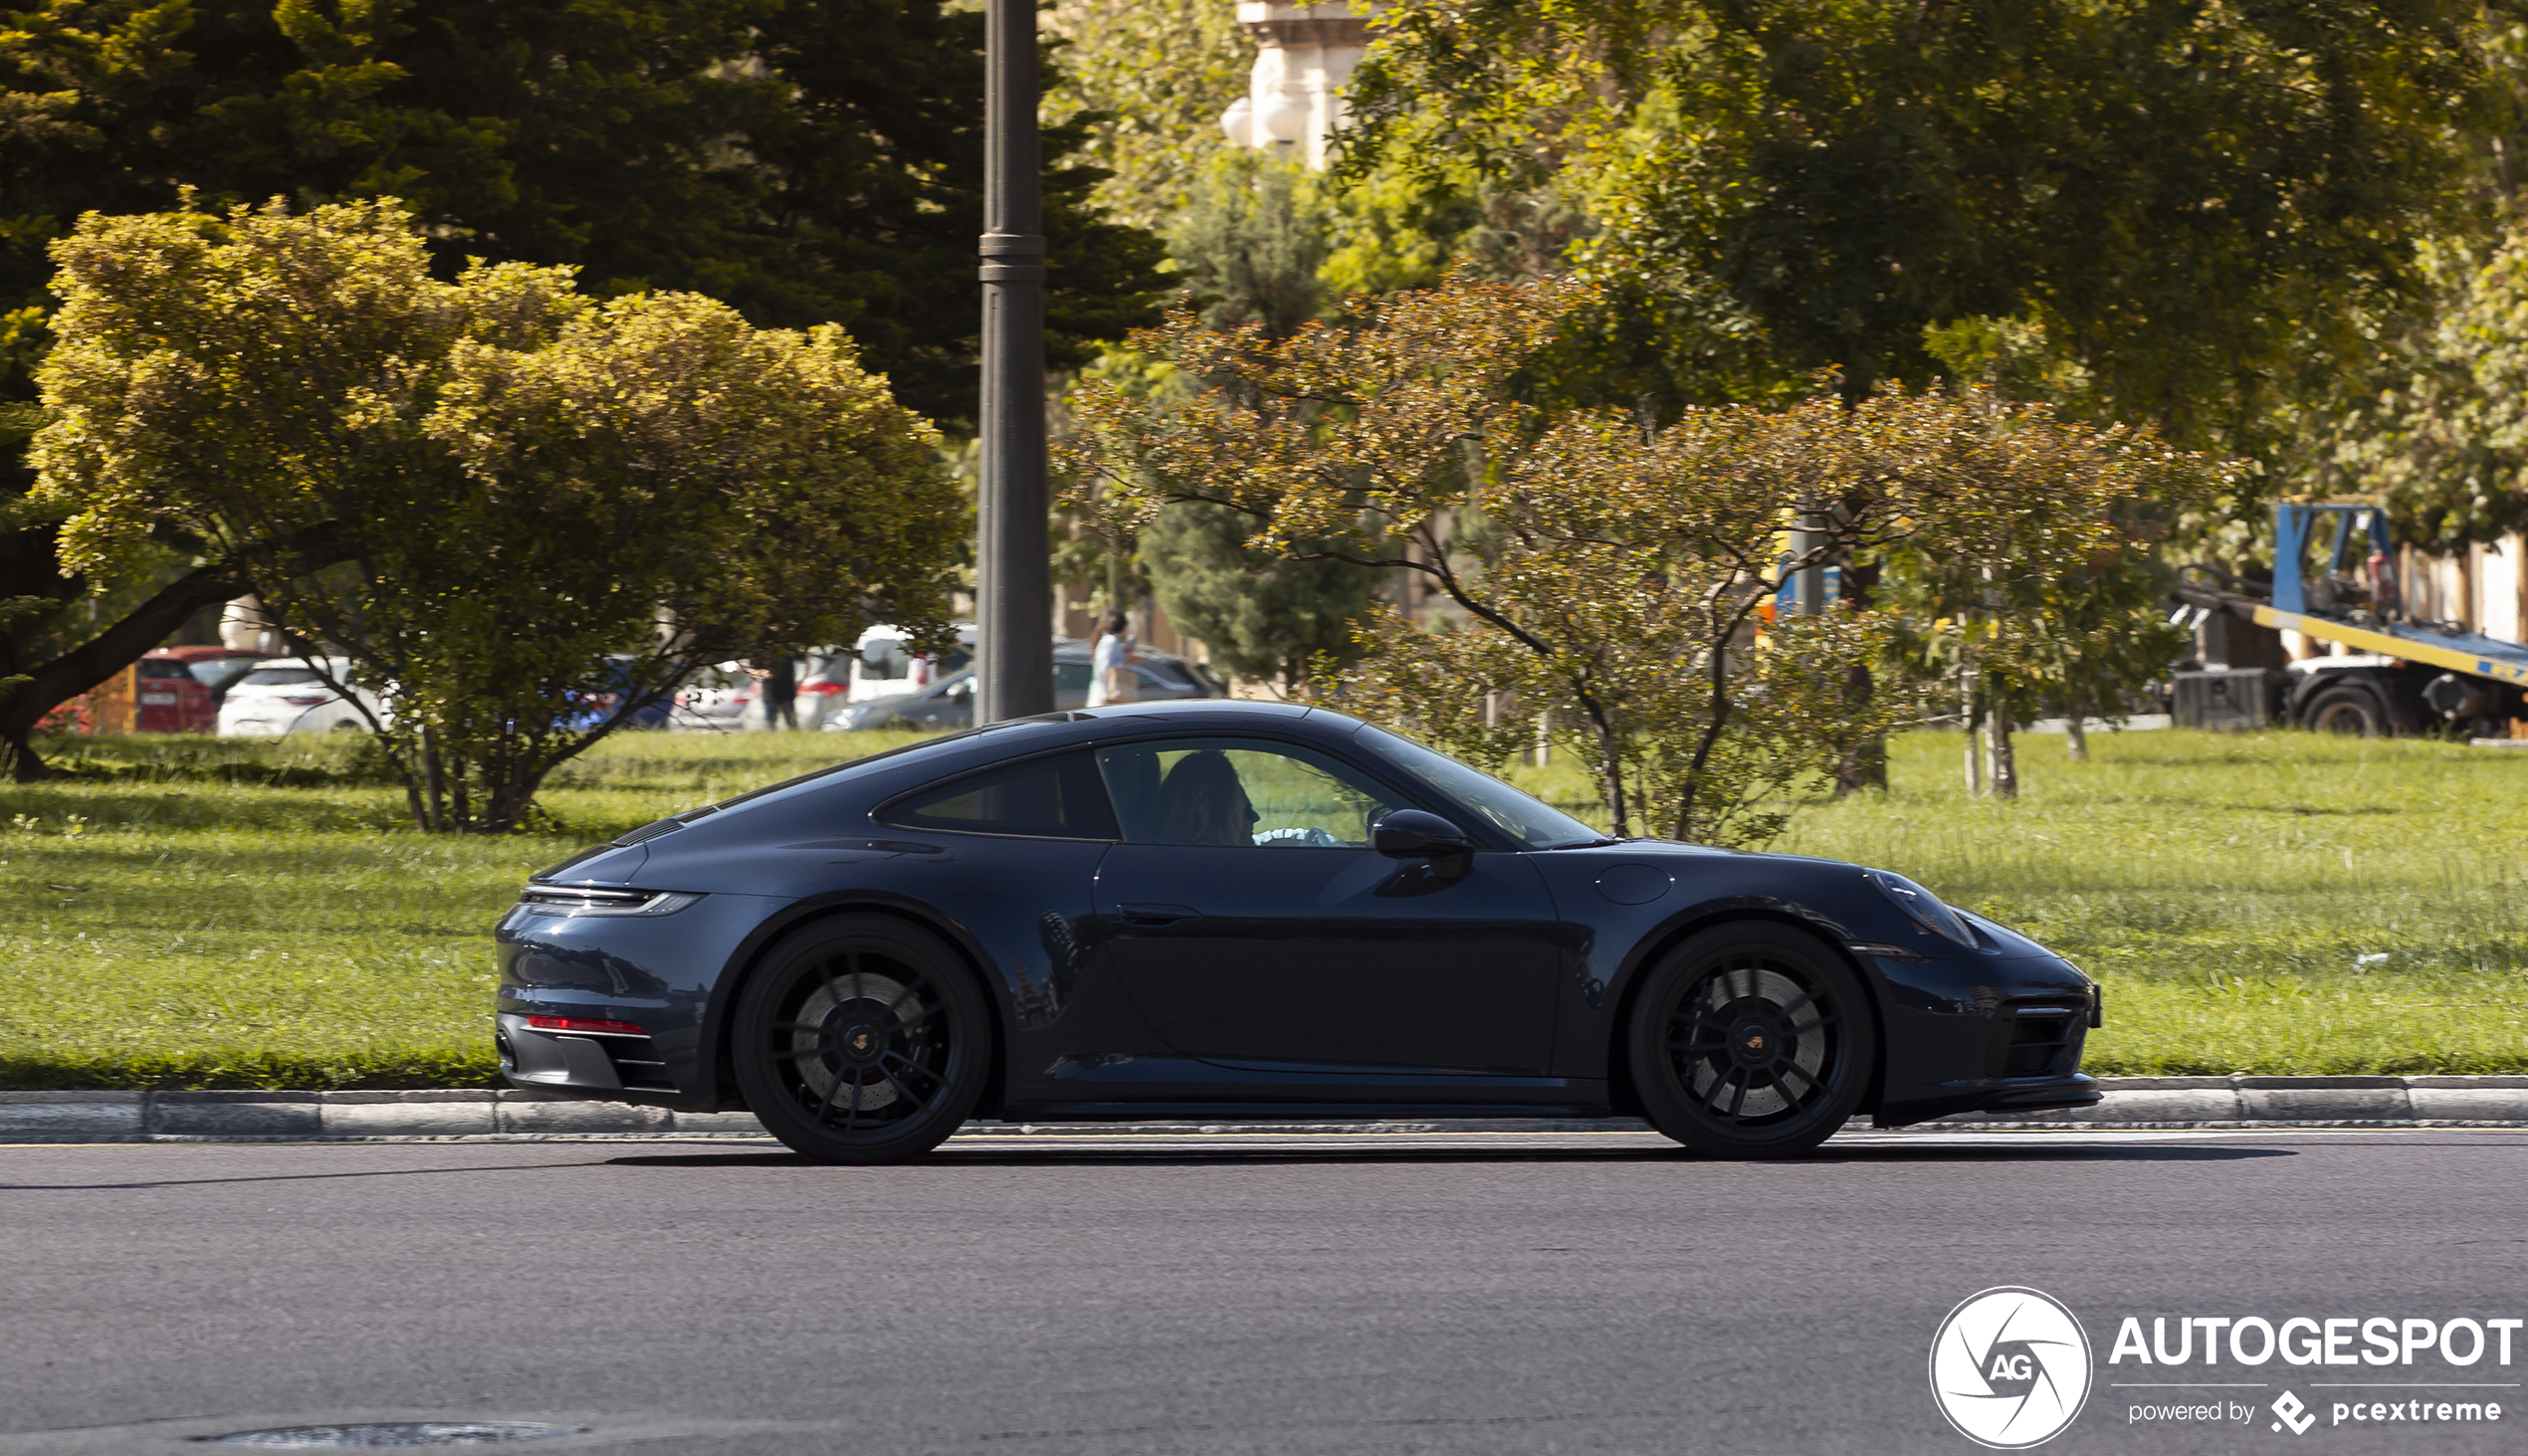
[2,1129,2523,1456]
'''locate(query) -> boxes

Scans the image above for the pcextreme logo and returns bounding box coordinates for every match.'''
[1930,1287,2096,1449]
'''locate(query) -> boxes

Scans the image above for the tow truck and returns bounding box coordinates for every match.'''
[2171,502,2528,737]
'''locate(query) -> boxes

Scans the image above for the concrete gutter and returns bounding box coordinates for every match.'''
[2,1076,2525,1142]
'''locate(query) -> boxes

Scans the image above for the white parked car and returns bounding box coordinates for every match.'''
[667,662,755,731]
[215,658,388,737]
[839,623,975,704]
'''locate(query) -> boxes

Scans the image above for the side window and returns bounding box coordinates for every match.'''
[1095,738,1408,848]
[881,752,1120,840]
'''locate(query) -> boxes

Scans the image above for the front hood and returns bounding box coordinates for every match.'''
[1554,839,2071,966]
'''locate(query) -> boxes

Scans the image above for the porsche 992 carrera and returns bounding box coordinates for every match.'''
[496,702,2100,1161]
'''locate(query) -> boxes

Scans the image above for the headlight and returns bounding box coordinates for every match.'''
[1864,871,1978,948]
[514,888,704,918]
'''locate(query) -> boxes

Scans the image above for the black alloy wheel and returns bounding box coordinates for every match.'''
[2303,685,2388,736]
[1625,923,1875,1157]
[732,916,989,1163]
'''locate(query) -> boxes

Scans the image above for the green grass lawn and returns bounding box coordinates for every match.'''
[2,725,2521,1089]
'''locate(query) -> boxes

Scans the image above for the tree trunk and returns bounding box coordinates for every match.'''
[1960,655,1983,796]
[1834,663,1886,794]
[2063,707,2089,762]
[0,728,46,783]
[0,561,250,782]
[1988,710,2018,799]
[1595,737,1629,840]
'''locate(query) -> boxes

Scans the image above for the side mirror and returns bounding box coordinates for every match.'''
[1371,809,1478,879]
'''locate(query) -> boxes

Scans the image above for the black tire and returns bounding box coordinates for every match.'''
[732,915,990,1163]
[2303,685,2387,736]
[1624,923,1876,1158]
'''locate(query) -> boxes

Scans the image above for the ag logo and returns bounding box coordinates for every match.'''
[1930,1287,2094,1448]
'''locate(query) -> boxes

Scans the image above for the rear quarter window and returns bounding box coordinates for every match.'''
[879,752,1120,840]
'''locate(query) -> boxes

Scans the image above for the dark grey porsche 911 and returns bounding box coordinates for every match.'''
[496,701,2100,1162]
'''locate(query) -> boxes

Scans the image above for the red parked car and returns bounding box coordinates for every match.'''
[126,647,275,733]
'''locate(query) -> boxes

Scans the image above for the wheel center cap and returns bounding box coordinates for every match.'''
[1728,1017,1779,1065]
[833,1020,886,1065]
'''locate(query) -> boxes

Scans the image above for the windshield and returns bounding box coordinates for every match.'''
[1355,725,1604,850]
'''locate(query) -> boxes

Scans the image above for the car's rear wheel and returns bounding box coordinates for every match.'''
[1625,923,1874,1158]
[732,915,989,1163]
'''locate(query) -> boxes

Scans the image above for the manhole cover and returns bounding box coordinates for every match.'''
[194,1424,586,1448]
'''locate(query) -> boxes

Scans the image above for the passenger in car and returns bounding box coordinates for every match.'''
[1149,750,1260,846]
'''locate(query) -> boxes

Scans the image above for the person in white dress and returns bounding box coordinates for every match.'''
[1086,611,1139,708]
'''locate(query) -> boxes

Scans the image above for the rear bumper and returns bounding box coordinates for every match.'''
[494,890,792,1112]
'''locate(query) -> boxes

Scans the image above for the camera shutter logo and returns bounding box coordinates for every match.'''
[1929,1287,2095,1448]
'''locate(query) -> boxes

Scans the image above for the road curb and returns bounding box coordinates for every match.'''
[4,1076,2528,1142]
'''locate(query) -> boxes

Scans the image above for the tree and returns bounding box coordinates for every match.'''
[0,0,1162,427]
[2320,221,2528,549]
[33,198,959,830]
[0,400,283,780]
[1345,0,2511,450]
[1065,272,2226,843]
[1142,501,1377,697]
[0,0,1161,772]
[1166,151,1333,340]
[1045,0,1254,235]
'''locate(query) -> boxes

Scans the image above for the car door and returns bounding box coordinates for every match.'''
[1089,735,1563,1075]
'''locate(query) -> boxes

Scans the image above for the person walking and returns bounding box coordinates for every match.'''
[1086,611,1140,708]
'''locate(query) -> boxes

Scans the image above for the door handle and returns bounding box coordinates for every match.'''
[1116,903,1201,926]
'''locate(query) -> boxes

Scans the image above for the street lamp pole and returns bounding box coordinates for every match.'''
[975,0,1053,725]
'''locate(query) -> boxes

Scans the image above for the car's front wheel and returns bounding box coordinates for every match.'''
[732,915,989,1163]
[1625,923,1875,1157]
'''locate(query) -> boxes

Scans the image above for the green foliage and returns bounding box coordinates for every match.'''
[1047,0,1254,235]
[1142,501,1377,696]
[1167,150,1332,338]
[1346,0,2511,456]
[0,0,1163,777]
[1068,271,2234,845]
[32,198,961,832]
[2321,221,2528,548]
[0,0,1163,425]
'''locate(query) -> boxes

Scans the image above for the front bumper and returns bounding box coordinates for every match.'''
[1860,948,2102,1128]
